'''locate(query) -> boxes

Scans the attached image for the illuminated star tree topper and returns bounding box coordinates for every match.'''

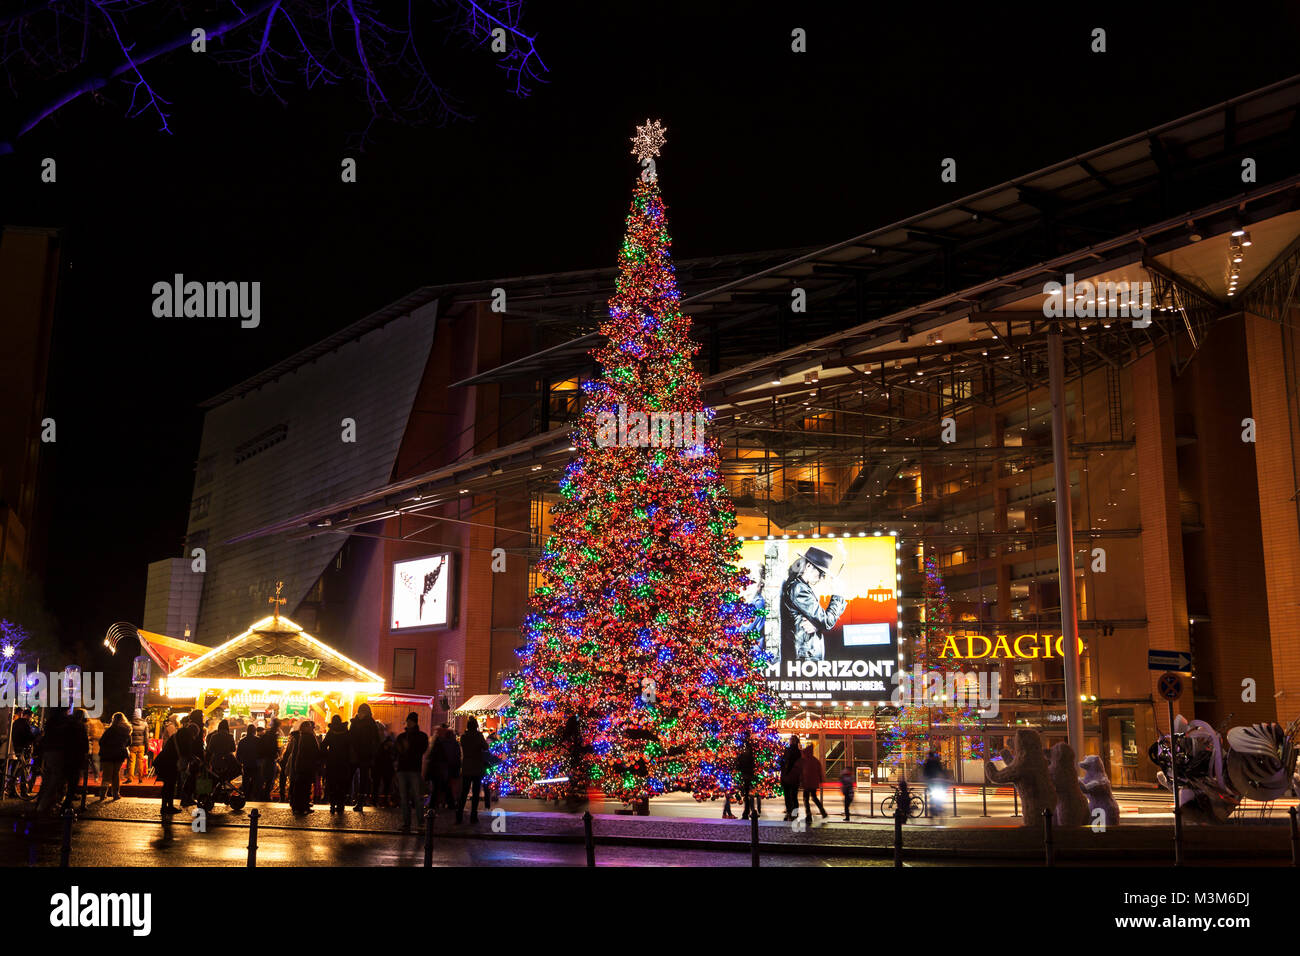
[630,118,668,162]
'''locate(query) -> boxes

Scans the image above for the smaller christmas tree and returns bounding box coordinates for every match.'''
[881,554,986,775]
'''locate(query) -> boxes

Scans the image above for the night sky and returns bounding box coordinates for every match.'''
[2,2,1297,658]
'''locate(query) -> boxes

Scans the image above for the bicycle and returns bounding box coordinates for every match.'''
[4,747,41,801]
[878,782,925,819]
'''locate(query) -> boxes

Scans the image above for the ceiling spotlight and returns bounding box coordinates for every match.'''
[1231,227,1245,237]
[1232,254,1243,263]
[1241,231,1253,247]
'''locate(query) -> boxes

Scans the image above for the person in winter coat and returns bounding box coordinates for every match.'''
[206,719,237,776]
[98,712,131,800]
[85,716,105,782]
[799,743,828,821]
[258,718,281,800]
[424,725,455,811]
[175,714,204,807]
[372,726,396,807]
[237,726,261,799]
[322,716,353,814]
[394,713,429,832]
[780,735,802,820]
[288,721,322,814]
[156,724,182,815]
[128,710,149,783]
[733,735,758,821]
[457,716,489,824]
[438,725,462,809]
[58,709,90,811]
[347,703,381,811]
[839,767,855,821]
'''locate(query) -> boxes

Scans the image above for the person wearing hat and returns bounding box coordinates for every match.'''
[128,709,149,783]
[779,546,846,664]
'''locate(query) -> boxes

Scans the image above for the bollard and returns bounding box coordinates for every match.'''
[1042,808,1054,867]
[750,812,759,868]
[981,782,988,817]
[869,784,874,818]
[424,807,435,867]
[893,813,903,867]
[1013,788,1019,818]
[951,785,958,818]
[60,807,74,868]
[583,810,595,867]
[1290,807,1298,867]
[247,808,258,868]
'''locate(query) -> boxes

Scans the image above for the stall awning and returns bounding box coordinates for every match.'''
[366,693,436,707]
[455,694,511,715]
[162,614,384,696]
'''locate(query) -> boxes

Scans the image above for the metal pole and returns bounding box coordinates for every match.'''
[1169,698,1183,867]
[893,810,904,867]
[583,810,595,867]
[981,781,988,817]
[1043,808,1054,867]
[1013,787,1019,818]
[424,807,435,867]
[247,808,258,867]
[1048,329,1085,761]
[951,785,957,817]
[60,807,74,867]
[1289,806,1298,866]
[750,812,759,868]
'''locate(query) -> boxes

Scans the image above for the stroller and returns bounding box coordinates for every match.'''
[193,753,247,813]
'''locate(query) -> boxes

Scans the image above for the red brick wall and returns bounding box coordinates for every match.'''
[1175,317,1274,728]
[1132,344,1191,733]
[1244,312,1300,725]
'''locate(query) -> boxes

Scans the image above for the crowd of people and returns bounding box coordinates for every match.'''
[724,733,857,823]
[11,709,872,825]
[6,703,502,828]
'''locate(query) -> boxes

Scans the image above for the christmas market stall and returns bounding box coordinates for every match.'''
[158,611,384,727]
[454,694,511,732]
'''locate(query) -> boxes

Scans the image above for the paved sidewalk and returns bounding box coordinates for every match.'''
[3,795,1294,861]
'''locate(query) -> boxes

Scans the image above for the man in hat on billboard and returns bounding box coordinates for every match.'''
[779,546,846,664]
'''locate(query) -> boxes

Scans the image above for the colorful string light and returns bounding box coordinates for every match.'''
[491,172,785,803]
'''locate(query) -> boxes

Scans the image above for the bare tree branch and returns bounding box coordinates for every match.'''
[0,0,548,154]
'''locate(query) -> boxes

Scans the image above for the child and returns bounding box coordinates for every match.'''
[839,767,855,821]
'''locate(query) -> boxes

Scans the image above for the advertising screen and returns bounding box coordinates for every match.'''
[736,535,898,703]
[391,553,452,630]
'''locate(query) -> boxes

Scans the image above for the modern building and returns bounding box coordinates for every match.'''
[0,225,60,577]
[150,76,1300,788]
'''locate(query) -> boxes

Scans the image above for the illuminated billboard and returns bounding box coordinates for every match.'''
[736,535,898,704]
[391,553,452,630]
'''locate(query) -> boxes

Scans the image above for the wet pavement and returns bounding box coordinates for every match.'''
[2,795,1294,865]
[1,815,935,867]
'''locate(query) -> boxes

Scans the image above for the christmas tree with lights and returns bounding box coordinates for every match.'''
[881,554,987,775]
[491,121,784,803]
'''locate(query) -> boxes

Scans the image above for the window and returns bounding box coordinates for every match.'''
[195,455,216,488]
[233,424,288,464]
[392,649,416,689]
[190,494,211,521]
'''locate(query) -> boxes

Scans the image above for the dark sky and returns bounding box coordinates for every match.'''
[2,1,1298,650]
